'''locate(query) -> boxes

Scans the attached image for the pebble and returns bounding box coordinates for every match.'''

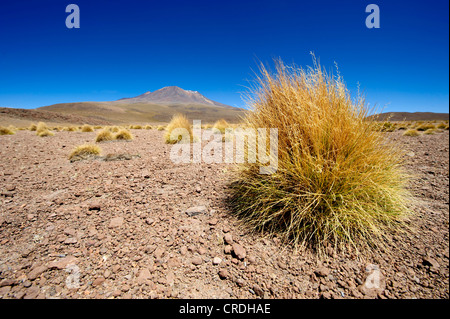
[185,206,207,217]
[213,257,222,265]
[232,243,246,260]
[109,217,124,228]
[191,256,203,266]
[218,269,229,279]
[314,266,330,277]
[224,233,233,245]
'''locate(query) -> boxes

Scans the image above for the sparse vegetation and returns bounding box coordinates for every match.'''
[164,114,193,144]
[81,124,94,132]
[131,125,143,129]
[114,129,134,141]
[157,125,166,131]
[36,122,48,134]
[37,129,55,137]
[417,123,435,131]
[144,125,152,130]
[213,119,229,134]
[403,129,420,137]
[229,59,410,253]
[29,124,37,131]
[424,128,436,135]
[69,144,101,161]
[95,129,114,143]
[0,126,15,135]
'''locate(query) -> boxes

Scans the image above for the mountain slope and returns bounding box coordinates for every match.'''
[369,112,449,122]
[39,86,246,124]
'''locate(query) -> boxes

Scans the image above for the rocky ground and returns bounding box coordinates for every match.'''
[0,129,448,299]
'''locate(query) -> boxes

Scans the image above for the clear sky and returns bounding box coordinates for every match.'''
[0,0,448,113]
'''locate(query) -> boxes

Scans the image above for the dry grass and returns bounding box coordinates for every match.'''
[69,144,101,161]
[164,114,193,144]
[424,128,437,135]
[95,129,114,143]
[0,126,15,135]
[62,126,78,132]
[436,122,447,130]
[157,125,166,131]
[29,124,37,131]
[36,122,48,133]
[403,129,420,137]
[131,125,143,129]
[81,124,94,132]
[109,126,120,133]
[144,125,152,130]
[229,58,410,254]
[213,119,229,134]
[416,123,435,131]
[114,129,133,141]
[37,129,55,137]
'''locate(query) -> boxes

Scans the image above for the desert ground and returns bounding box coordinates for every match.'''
[0,127,448,299]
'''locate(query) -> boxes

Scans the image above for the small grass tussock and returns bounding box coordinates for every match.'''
[157,125,166,131]
[69,144,101,161]
[423,128,436,135]
[212,119,229,134]
[37,129,55,137]
[144,125,152,130]
[29,124,37,131]
[114,129,134,141]
[81,124,94,132]
[403,129,420,137]
[164,114,194,144]
[95,129,114,142]
[229,57,411,254]
[416,123,435,131]
[0,126,15,135]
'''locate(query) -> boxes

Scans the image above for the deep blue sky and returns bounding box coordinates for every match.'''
[0,0,448,112]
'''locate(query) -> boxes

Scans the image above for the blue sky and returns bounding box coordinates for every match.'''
[0,0,448,113]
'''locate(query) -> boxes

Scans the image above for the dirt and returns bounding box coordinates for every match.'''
[0,129,448,299]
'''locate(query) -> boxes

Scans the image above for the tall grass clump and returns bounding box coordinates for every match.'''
[81,124,94,132]
[36,122,48,134]
[403,129,420,137]
[114,129,133,141]
[95,129,114,142]
[164,114,193,144]
[0,126,15,135]
[69,144,101,161]
[213,119,229,134]
[37,129,55,137]
[229,58,410,253]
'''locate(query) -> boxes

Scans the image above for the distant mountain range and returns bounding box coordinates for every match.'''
[36,86,246,124]
[369,112,449,122]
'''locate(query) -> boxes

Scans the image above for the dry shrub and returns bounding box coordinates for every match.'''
[37,129,55,137]
[229,58,410,253]
[95,129,114,142]
[0,126,15,135]
[62,126,78,132]
[69,144,101,161]
[164,114,193,144]
[416,123,435,131]
[213,119,229,134]
[36,122,48,133]
[114,129,133,140]
[144,125,152,130]
[157,125,166,131]
[81,124,94,132]
[29,124,37,131]
[423,128,436,135]
[131,125,143,129]
[109,126,120,133]
[403,129,420,137]
[436,122,447,129]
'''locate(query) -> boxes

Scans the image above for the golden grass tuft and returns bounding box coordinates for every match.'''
[36,122,48,133]
[131,125,143,129]
[229,58,411,254]
[29,124,37,131]
[416,123,435,131]
[403,129,420,137]
[37,129,55,137]
[436,122,447,130]
[212,119,229,134]
[157,125,166,131]
[0,126,15,135]
[69,144,101,161]
[164,114,193,144]
[423,128,436,135]
[95,129,114,143]
[114,129,133,140]
[81,124,94,132]
[144,125,152,130]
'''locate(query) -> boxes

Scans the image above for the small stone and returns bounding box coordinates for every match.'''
[28,266,48,280]
[232,243,246,260]
[213,257,222,265]
[185,206,208,217]
[92,277,105,286]
[137,268,151,285]
[88,202,101,211]
[23,280,32,288]
[422,257,440,269]
[224,245,232,254]
[49,255,78,270]
[0,279,16,287]
[192,256,203,266]
[64,237,78,244]
[218,269,229,279]
[209,218,218,226]
[109,217,124,228]
[314,266,330,277]
[319,284,329,292]
[253,285,264,297]
[145,218,155,225]
[224,233,233,245]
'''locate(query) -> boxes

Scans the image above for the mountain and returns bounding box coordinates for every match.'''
[38,86,245,124]
[116,86,232,107]
[369,112,449,122]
